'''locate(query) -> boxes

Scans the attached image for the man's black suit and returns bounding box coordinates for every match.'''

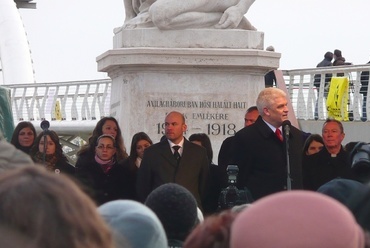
[218,135,235,168]
[233,116,304,200]
[302,146,353,191]
[136,138,209,209]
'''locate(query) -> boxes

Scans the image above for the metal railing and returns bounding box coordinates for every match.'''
[7,78,111,122]
[3,79,112,165]
[283,64,370,122]
[3,65,370,164]
[4,65,370,125]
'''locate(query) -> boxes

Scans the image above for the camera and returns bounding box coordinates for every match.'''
[218,165,253,210]
[350,142,370,183]
[226,164,239,184]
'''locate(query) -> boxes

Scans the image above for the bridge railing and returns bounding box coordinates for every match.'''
[6,79,111,122]
[283,64,370,121]
[3,66,370,164]
[3,66,370,125]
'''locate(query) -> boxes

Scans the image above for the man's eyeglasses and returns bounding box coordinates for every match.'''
[96,145,115,150]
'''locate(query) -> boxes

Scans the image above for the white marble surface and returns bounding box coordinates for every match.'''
[97,44,280,160]
[123,0,256,30]
[97,47,279,72]
[113,28,264,49]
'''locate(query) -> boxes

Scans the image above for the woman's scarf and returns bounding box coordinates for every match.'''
[95,154,115,173]
[33,152,58,172]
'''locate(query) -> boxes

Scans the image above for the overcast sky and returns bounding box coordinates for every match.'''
[17,0,370,83]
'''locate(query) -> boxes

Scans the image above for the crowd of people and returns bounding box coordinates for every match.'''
[2,84,370,247]
[313,49,370,121]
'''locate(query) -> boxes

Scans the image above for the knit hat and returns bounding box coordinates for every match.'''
[317,178,368,208]
[230,191,364,248]
[145,183,198,241]
[98,200,168,248]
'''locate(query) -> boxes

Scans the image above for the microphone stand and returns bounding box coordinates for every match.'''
[42,129,48,165]
[285,130,292,190]
[40,120,50,166]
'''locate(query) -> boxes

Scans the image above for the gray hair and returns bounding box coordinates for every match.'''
[256,88,286,115]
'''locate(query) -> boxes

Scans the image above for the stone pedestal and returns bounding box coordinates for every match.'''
[97,28,280,162]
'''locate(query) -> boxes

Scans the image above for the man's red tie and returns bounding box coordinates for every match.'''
[275,128,283,142]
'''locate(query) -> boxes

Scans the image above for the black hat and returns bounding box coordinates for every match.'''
[145,183,198,241]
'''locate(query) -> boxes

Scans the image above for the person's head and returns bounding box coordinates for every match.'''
[99,118,118,138]
[183,210,239,248]
[256,88,288,128]
[95,134,117,161]
[0,224,34,248]
[79,117,128,160]
[165,111,187,144]
[322,118,345,152]
[324,51,334,61]
[317,178,368,211]
[189,133,213,163]
[265,46,275,52]
[334,49,342,58]
[145,183,198,242]
[230,191,364,248]
[93,117,123,140]
[244,106,259,127]
[30,130,63,157]
[10,121,36,150]
[98,200,168,248]
[129,132,153,160]
[303,134,324,155]
[0,166,115,248]
[0,140,34,173]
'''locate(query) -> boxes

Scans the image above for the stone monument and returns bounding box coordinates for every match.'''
[97,0,280,162]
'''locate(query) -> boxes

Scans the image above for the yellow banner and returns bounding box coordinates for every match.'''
[54,100,62,121]
[326,77,349,121]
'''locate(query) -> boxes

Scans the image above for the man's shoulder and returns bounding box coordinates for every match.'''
[183,139,207,156]
[147,141,163,148]
[223,135,235,142]
[317,60,332,67]
[220,135,235,146]
[312,147,330,160]
[235,124,254,136]
[145,140,168,153]
[184,139,204,150]
[236,119,267,138]
[291,126,305,137]
[338,147,349,158]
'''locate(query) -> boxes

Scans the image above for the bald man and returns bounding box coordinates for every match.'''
[137,111,209,209]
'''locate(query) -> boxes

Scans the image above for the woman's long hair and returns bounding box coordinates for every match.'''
[10,121,36,151]
[29,130,68,163]
[78,117,128,161]
[129,132,153,161]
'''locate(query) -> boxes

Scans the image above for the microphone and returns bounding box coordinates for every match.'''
[282,120,292,191]
[282,120,291,139]
[40,120,50,131]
